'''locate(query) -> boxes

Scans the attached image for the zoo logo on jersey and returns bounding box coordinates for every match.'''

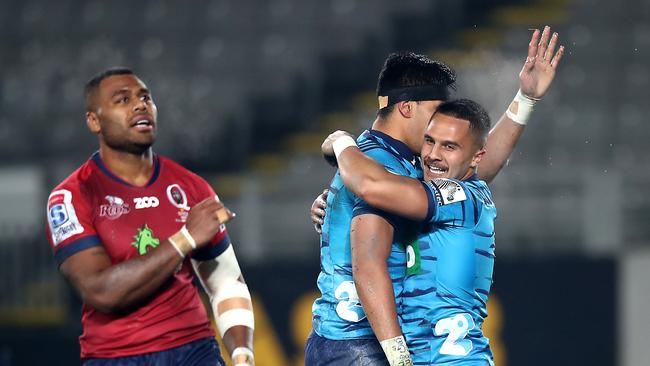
[99,195,130,220]
[134,196,159,209]
[47,189,84,245]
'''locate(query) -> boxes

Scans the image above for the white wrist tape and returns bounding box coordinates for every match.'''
[168,225,196,258]
[333,135,357,160]
[180,225,197,249]
[505,89,539,125]
[231,347,254,366]
[380,335,413,366]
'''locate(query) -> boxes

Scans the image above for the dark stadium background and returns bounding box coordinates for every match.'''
[0,0,646,365]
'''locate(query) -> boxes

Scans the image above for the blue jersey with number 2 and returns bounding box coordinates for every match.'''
[403,175,497,366]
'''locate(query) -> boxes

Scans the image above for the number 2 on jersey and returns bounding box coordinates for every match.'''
[334,281,366,322]
[434,313,475,356]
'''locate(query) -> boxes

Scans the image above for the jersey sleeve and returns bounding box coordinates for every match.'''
[420,178,475,226]
[45,187,101,266]
[351,148,411,228]
[189,177,232,261]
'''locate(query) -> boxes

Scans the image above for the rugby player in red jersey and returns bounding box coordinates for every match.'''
[45,68,254,366]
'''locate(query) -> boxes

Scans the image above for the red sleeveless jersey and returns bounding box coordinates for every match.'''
[45,152,230,358]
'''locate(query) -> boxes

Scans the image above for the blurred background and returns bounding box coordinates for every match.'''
[0,0,647,364]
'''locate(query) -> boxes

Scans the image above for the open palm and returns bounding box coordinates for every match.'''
[519,26,565,99]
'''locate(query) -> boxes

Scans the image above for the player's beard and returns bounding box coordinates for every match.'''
[102,130,155,156]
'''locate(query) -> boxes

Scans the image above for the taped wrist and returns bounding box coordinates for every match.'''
[333,135,357,160]
[231,347,254,366]
[506,89,540,125]
[168,225,196,258]
[380,335,413,366]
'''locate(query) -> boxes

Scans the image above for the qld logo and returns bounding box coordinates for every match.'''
[166,184,189,222]
[99,195,131,220]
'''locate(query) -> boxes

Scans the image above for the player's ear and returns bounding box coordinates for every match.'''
[86,111,101,134]
[396,101,414,118]
[470,148,487,168]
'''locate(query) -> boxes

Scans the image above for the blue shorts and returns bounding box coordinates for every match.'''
[304,331,389,366]
[83,337,225,366]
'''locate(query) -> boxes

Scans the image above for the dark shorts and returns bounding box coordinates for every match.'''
[83,337,225,366]
[304,331,389,366]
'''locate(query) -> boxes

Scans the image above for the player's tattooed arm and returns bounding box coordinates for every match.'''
[59,197,234,314]
[310,189,328,234]
[322,131,429,221]
[479,25,565,183]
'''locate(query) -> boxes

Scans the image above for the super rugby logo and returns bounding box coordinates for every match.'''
[47,189,83,245]
[99,195,130,219]
[134,196,159,209]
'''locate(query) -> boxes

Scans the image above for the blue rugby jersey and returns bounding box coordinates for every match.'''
[403,175,497,365]
[311,130,422,340]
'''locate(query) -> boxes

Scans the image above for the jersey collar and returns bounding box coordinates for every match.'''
[368,129,416,162]
[91,151,161,188]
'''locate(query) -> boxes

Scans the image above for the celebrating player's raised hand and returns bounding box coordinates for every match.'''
[186,196,235,248]
[519,25,565,99]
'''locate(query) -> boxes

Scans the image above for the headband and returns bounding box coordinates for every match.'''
[378,85,451,109]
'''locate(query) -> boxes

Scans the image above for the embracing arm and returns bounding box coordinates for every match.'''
[193,245,254,365]
[479,26,565,182]
[334,144,428,221]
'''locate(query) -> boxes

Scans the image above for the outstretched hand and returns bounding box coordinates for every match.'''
[519,25,565,99]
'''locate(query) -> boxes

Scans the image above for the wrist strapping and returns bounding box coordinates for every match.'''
[333,135,357,159]
[506,89,540,125]
[168,225,196,258]
[231,346,254,366]
[380,335,413,366]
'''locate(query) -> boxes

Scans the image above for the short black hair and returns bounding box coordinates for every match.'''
[84,67,135,111]
[376,52,456,118]
[434,99,491,146]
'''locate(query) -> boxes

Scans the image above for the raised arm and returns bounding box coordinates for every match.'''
[479,25,565,182]
[322,132,429,221]
[60,197,234,314]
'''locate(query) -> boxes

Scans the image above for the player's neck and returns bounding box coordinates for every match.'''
[371,116,408,144]
[99,147,155,187]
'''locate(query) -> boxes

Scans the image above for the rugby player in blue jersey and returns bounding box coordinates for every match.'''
[308,27,563,365]
[323,99,497,365]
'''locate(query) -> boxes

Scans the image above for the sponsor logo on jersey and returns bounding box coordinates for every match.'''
[132,224,160,255]
[428,178,467,206]
[47,189,84,245]
[406,240,422,276]
[166,184,189,222]
[99,195,130,219]
[133,196,160,209]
